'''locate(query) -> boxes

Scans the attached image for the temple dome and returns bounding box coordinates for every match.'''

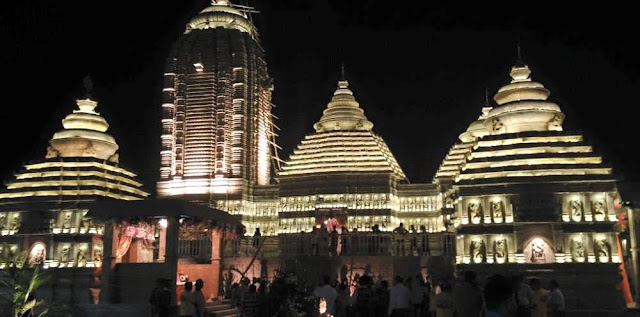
[279,80,406,181]
[484,64,564,134]
[50,98,119,160]
[185,1,257,38]
[459,106,492,143]
[313,80,374,132]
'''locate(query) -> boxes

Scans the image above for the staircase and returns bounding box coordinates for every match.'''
[206,299,238,317]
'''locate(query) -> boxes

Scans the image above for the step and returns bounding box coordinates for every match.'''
[208,307,238,317]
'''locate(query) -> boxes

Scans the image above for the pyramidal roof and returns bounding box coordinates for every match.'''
[0,96,148,205]
[278,80,406,181]
[451,61,615,192]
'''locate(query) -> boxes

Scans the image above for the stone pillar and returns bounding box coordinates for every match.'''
[628,207,640,306]
[211,229,223,299]
[165,216,179,306]
[99,220,114,304]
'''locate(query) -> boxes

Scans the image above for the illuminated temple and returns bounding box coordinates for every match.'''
[0,94,148,268]
[0,0,635,312]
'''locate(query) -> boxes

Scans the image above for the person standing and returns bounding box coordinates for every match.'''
[392,223,408,256]
[547,280,565,317]
[194,279,206,317]
[529,278,549,317]
[433,283,455,317]
[453,271,483,317]
[484,274,516,317]
[180,281,196,317]
[241,284,260,317]
[150,278,171,317]
[315,275,339,316]
[515,275,533,317]
[388,276,411,317]
[409,275,427,317]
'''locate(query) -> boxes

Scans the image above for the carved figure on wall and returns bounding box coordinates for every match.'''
[470,240,486,263]
[570,200,583,221]
[593,200,607,219]
[595,239,611,262]
[468,202,483,224]
[0,213,6,230]
[490,201,504,222]
[571,238,585,262]
[549,114,563,129]
[530,239,545,263]
[59,245,70,267]
[82,218,91,231]
[492,118,503,132]
[493,239,507,263]
[93,247,103,263]
[75,248,87,267]
[28,243,46,266]
[63,212,73,229]
[10,214,20,231]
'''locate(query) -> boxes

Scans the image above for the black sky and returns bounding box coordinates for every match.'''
[1,1,639,196]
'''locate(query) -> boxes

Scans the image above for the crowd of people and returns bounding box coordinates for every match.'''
[307,271,567,317]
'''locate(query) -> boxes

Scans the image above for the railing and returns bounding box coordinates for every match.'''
[177,238,212,260]
[222,232,456,258]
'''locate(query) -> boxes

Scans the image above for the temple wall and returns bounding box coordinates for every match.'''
[176,262,220,300]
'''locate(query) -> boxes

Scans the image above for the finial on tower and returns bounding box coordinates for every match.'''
[484,88,490,106]
[212,0,231,6]
[515,43,525,67]
[82,74,94,100]
[340,62,346,80]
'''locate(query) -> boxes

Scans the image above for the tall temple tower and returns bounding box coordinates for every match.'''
[157,0,274,201]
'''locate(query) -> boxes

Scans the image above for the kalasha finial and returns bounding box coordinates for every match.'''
[515,43,525,67]
[340,62,346,81]
[484,88,490,106]
[212,0,230,5]
[82,74,94,100]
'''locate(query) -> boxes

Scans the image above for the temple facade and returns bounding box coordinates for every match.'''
[0,94,148,269]
[434,60,621,266]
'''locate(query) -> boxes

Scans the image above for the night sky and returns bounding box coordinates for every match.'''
[1,1,638,197]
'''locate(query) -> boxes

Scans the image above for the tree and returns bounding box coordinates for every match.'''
[0,244,49,317]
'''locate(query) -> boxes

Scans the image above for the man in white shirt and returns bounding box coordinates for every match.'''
[388,275,411,316]
[547,280,565,317]
[314,275,338,316]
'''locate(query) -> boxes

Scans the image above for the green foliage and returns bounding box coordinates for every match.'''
[268,269,318,317]
[0,244,50,317]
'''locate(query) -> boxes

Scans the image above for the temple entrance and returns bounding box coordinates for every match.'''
[315,207,347,230]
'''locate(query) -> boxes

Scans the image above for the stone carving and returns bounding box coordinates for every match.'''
[93,245,103,263]
[470,240,486,263]
[548,114,563,130]
[530,238,545,263]
[10,214,20,231]
[0,213,6,230]
[28,243,46,266]
[593,199,607,219]
[59,245,71,266]
[493,239,507,263]
[468,202,483,224]
[45,146,60,158]
[62,212,73,229]
[490,201,504,222]
[595,239,611,263]
[82,218,91,231]
[492,118,504,132]
[75,247,88,267]
[571,238,586,262]
[570,200,583,221]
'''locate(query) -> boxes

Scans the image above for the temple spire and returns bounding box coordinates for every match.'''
[515,43,525,67]
[82,74,94,100]
[340,63,346,81]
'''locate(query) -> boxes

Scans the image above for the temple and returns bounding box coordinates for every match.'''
[0,90,149,270]
[0,0,636,313]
